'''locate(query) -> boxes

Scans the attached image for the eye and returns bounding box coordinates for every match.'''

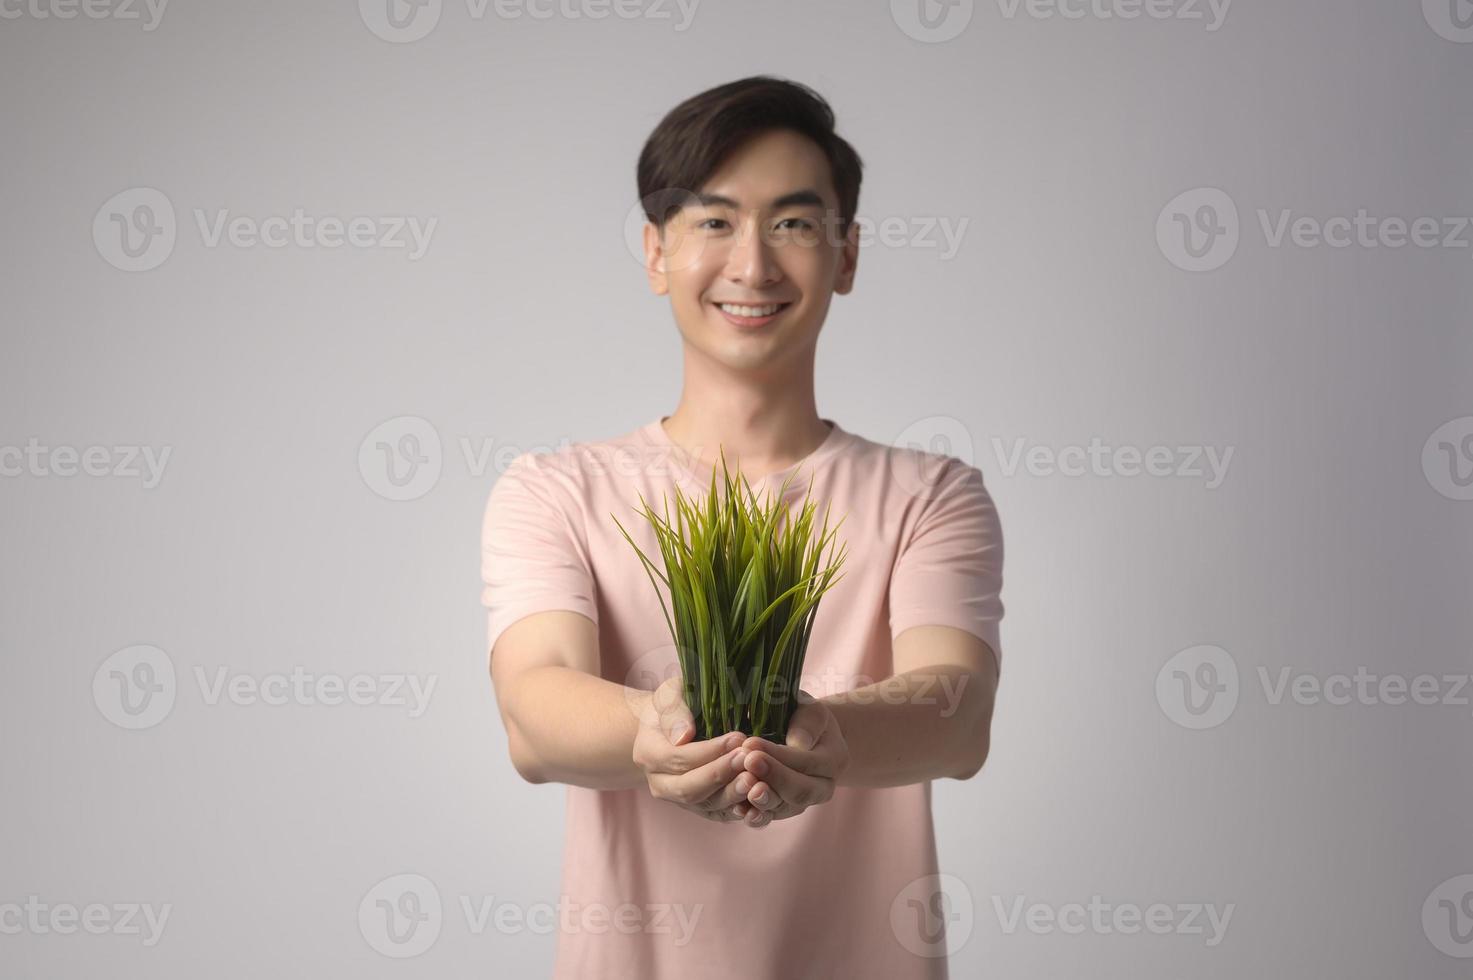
[776,218,815,230]
[698,217,730,231]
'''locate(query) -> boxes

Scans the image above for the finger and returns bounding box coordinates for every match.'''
[635,677,691,743]
[657,730,744,777]
[745,796,804,826]
[782,692,829,751]
[700,804,744,823]
[752,800,799,825]
[705,758,758,812]
[745,779,783,812]
[740,733,838,779]
[703,801,752,822]
[744,752,830,809]
[651,676,698,744]
[712,759,777,811]
[653,745,746,807]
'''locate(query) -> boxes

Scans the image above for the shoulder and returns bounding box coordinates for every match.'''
[843,426,988,511]
[488,423,653,509]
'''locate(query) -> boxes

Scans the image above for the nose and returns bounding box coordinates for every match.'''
[722,215,781,288]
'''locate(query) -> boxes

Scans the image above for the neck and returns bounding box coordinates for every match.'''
[661,344,829,478]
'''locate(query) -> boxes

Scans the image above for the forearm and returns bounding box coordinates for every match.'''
[823,665,994,788]
[502,665,649,791]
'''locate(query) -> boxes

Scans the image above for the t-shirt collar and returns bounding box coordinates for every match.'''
[642,415,850,496]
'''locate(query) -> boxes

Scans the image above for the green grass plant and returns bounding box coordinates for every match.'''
[612,447,848,741]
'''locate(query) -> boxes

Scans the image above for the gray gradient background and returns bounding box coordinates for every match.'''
[3,0,1472,976]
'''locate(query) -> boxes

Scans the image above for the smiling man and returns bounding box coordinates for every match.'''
[481,75,1005,979]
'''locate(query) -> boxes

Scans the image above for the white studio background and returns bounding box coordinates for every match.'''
[2,1,1471,977]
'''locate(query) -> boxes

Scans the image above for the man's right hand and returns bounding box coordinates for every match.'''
[632,676,766,825]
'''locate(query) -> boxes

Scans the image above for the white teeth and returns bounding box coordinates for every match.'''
[719,303,783,317]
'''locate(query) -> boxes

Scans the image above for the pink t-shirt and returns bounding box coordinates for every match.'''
[480,416,1004,979]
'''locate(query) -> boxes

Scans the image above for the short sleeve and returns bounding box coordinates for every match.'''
[888,460,1005,676]
[481,452,598,661]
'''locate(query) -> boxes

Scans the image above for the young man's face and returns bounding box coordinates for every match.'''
[644,128,859,376]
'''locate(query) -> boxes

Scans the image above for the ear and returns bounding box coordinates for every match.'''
[833,218,859,296]
[643,221,669,296]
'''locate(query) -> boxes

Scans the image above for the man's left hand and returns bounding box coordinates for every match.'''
[735,690,849,828]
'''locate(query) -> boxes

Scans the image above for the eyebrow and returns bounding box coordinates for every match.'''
[691,189,827,211]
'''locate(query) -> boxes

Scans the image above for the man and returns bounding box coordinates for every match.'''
[481,75,1004,979]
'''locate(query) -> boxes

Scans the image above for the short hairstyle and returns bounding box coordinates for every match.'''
[636,75,864,237]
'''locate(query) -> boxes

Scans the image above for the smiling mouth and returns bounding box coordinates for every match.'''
[713,301,793,325]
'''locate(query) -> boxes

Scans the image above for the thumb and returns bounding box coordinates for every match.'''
[653,675,696,744]
[784,690,825,751]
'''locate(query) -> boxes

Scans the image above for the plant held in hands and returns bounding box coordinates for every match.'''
[612,448,848,742]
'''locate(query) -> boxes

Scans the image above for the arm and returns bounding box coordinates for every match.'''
[828,458,1005,786]
[736,627,1001,819]
[824,624,999,786]
[732,625,999,823]
[489,610,758,821]
[488,609,646,790]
